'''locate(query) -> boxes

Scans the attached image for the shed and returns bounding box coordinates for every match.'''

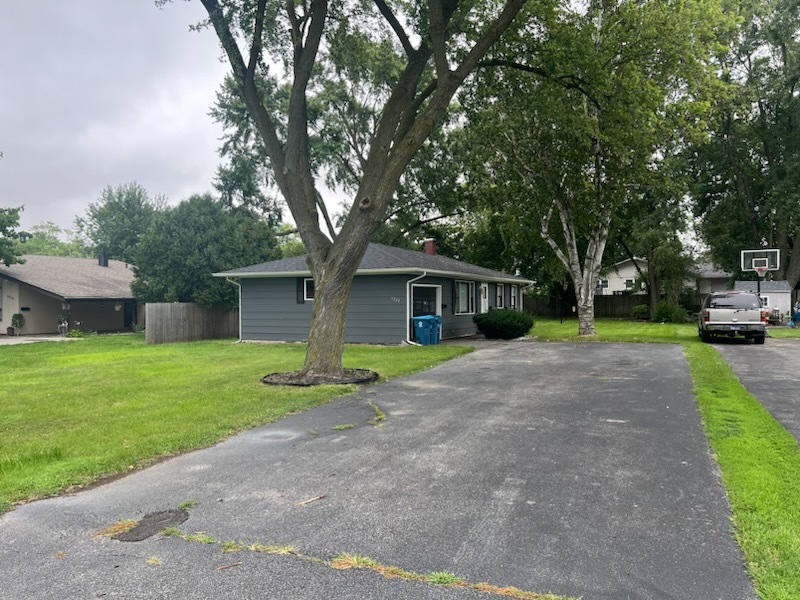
[214,242,532,344]
[733,280,793,316]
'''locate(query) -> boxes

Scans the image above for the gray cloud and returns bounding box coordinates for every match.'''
[0,0,229,232]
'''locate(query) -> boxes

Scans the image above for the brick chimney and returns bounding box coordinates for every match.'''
[423,238,437,256]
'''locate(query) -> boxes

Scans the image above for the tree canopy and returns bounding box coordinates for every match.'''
[165,0,528,380]
[131,194,280,306]
[75,182,164,263]
[0,207,28,267]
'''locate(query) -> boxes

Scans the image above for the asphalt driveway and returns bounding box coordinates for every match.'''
[0,342,755,599]
[714,335,800,442]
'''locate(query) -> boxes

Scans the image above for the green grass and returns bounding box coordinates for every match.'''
[531,316,800,599]
[0,334,469,513]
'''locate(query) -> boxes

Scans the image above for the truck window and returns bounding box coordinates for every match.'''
[708,294,761,309]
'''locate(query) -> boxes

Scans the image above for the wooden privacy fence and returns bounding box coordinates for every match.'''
[524,294,645,318]
[145,303,239,344]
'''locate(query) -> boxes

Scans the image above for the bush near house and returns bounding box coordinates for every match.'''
[473,309,534,339]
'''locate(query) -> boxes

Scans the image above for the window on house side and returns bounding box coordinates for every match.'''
[304,278,315,301]
[496,283,505,308]
[455,281,475,314]
[510,285,518,309]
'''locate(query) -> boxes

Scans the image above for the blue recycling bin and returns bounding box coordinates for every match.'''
[431,315,442,344]
[412,315,439,345]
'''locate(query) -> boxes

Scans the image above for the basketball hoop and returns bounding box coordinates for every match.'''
[755,266,768,279]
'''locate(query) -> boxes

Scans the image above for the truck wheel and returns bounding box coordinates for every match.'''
[754,334,765,345]
[701,330,711,343]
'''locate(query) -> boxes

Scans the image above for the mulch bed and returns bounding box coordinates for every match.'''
[261,369,379,386]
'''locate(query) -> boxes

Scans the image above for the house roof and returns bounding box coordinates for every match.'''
[734,280,792,293]
[214,242,533,284]
[0,255,136,300]
[694,262,731,279]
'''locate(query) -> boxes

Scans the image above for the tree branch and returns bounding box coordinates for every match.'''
[372,0,415,57]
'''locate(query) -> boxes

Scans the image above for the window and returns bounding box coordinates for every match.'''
[625,279,634,290]
[496,283,505,308]
[304,278,315,301]
[510,285,518,309]
[455,281,475,314]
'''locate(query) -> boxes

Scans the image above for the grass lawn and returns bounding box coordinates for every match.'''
[0,334,469,513]
[532,317,800,599]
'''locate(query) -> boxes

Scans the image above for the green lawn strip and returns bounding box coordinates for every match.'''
[685,343,800,599]
[531,317,698,344]
[0,335,469,513]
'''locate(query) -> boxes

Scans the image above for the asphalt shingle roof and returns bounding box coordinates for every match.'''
[0,255,136,300]
[734,280,792,293]
[215,242,531,283]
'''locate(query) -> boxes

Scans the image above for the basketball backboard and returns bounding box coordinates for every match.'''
[741,249,780,272]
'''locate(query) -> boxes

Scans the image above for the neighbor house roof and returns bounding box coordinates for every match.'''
[214,243,533,284]
[734,280,792,293]
[0,255,136,300]
[694,262,732,279]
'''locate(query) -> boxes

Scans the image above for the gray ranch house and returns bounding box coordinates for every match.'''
[214,241,533,344]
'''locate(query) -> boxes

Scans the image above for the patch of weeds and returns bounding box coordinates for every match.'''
[184,531,217,544]
[247,543,297,555]
[178,499,198,509]
[330,553,379,569]
[93,519,138,539]
[376,564,423,581]
[221,540,246,553]
[368,401,386,426]
[162,526,182,537]
[306,429,319,436]
[427,571,465,586]
[333,424,355,431]
[146,556,162,565]
[54,551,67,559]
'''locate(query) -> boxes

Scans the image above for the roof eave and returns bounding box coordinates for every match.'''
[215,267,532,285]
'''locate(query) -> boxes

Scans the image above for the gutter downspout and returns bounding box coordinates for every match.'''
[225,278,243,342]
[406,271,428,345]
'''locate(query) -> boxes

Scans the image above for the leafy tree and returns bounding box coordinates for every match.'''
[17,222,90,257]
[690,0,800,287]
[75,182,164,263]
[162,0,527,381]
[462,0,727,334]
[131,194,280,306]
[0,207,28,267]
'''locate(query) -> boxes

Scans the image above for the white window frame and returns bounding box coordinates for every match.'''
[759,295,769,308]
[455,280,476,315]
[510,285,518,309]
[496,283,505,308]
[304,278,315,301]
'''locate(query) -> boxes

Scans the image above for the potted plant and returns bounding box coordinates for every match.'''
[11,313,25,336]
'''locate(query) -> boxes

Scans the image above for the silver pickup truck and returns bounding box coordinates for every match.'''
[698,291,766,344]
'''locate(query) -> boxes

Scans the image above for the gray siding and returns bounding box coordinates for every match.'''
[239,273,524,344]
[240,274,408,344]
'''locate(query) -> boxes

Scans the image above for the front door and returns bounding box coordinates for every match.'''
[412,286,439,316]
[480,283,489,313]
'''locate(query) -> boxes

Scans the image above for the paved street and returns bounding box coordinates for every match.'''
[0,342,756,599]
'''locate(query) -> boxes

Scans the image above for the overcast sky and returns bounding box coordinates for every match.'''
[0,1,230,233]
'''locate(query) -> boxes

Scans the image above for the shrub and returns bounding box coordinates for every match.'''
[654,301,689,323]
[473,309,534,339]
[632,304,650,320]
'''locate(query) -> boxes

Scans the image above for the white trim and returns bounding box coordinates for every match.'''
[510,284,519,309]
[406,272,428,344]
[225,277,243,341]
[480,283,489,313]
[304,278,315,301]
[411,284,442,317]
[214,267,533,285]
[455,280,476,315]
[496,283,505,308]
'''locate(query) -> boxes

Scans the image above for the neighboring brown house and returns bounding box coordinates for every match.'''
[0,255,137,335]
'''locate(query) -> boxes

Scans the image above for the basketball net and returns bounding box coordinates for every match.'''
[755,266,768,279]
